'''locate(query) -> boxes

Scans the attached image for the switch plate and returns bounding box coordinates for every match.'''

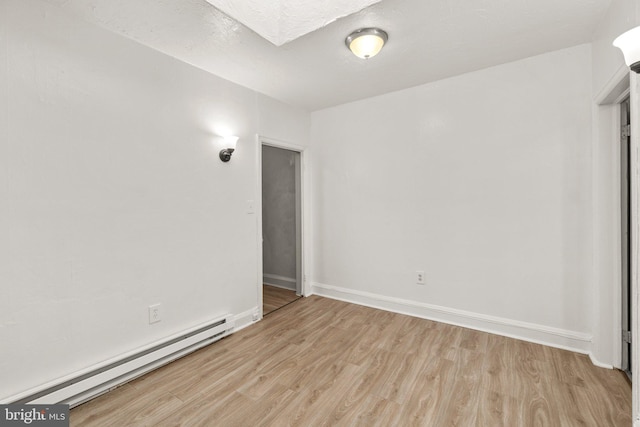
[416,271,425,285]
[247,200,255,214]
[149,304,162,324]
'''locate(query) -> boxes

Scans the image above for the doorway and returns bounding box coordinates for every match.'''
[621,95,632,381]
[261,143,302,316]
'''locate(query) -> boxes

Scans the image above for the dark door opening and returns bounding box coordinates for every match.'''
[261,144,302,316]
[621,96,632,381]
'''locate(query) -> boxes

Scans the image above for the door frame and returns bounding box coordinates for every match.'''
[630,71,639,425]
[587,64,638,423]
[621,95,632,377]
[594,65,630,370]
[255,135,308,319]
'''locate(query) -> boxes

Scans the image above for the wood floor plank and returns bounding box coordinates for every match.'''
[70,383,184,427]
[236,382,297,426]
[476,390,519,427]
[433,348,484,425]
[270,362,363,427]
[376,350,431,405]
[70,295,632,426]
[397,356,456,425]
[343,395,402,427]
[263,285,300,315]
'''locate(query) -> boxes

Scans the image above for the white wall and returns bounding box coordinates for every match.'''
[0,0,309,401]
[310,44,594,352]
[0,1,7,189]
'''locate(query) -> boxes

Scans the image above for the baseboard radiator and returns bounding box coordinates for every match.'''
[8,314,235,407]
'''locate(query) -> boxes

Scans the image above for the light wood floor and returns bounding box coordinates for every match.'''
[70,296,631,426]
[263,284,300,315]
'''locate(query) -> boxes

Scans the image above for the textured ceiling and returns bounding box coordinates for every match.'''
[204,0,382,46]
[44,0,611,111]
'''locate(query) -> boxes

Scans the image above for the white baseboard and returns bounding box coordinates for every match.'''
[263,273,296,291]
[588,353,613,369]
[311,282,594,357]
[233,307,260,331]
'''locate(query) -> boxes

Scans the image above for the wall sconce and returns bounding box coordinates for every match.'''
[614,26,640,73]
[345,28,388,59]
[219,136,239,162]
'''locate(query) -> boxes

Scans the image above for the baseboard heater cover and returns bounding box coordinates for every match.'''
[7,314,235,407]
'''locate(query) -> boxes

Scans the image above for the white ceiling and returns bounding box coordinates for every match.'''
[204,0,383,46]
[44,0,611,111]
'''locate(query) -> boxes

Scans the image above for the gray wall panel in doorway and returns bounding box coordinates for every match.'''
[262,146,297,288]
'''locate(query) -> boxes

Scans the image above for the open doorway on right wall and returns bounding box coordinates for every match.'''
[621,95,632,382]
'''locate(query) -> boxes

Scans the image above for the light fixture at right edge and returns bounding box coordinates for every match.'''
[345,28,388,59]
[613,26,640,73]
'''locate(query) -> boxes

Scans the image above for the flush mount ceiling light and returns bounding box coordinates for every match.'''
[613,26,640,73]
[345,28,388,59]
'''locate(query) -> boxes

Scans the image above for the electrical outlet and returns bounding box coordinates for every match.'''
[252,310,260,322]
[149,304,162,324]
[416,271,425,285]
